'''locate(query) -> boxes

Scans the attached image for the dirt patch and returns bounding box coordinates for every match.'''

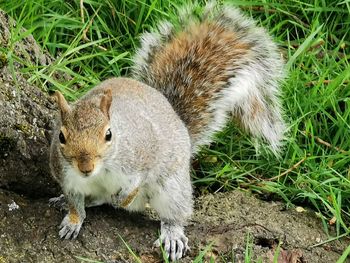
[0,189,348,263]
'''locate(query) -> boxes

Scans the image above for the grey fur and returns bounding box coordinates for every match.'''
[50,78,192,260]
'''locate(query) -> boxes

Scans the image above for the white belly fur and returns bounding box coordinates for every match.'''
[63,166,125,203]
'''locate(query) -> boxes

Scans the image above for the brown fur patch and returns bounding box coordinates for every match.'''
[147,22,251,141]
[69,207,80,224]
[251,97,264,119]
[54,91,70,119]
[100,89,112,119]
[59,94,111,171]
[121,187,139,208]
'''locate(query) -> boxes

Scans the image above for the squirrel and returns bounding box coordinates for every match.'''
[49,2,285,262]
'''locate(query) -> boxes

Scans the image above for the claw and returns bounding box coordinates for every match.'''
[49,194,67,210]
[154,223,190,261]
[153,239,161,248]
[170,240,176,261]
[58,214,83,239]
[176,240,184,259]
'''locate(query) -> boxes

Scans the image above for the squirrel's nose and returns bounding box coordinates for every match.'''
[77,161,94,176]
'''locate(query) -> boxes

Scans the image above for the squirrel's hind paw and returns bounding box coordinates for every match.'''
[153,223,190,261]
[59,214,83,239]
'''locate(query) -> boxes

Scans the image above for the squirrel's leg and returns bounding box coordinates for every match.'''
[150,173,193,261]
[59,191,86,239]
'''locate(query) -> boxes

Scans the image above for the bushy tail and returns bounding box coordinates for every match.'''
[132,2,286,154]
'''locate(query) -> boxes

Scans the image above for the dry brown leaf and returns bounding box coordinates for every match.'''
[139,253,161,263]
[329,216,337,225]
[295,206,306,213]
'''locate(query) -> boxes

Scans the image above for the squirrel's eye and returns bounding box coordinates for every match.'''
[105,128,112,141]
[59,131,66,144]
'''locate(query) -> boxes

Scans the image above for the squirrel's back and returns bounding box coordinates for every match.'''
[132,2,285,154]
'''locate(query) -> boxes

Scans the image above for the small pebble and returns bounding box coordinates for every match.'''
[8,201,19,211]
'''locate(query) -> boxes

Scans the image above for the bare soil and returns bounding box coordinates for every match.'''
[0,189,348,263]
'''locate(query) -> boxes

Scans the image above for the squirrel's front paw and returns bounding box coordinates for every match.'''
[111,187,139,209]
[49,194,67,210]
[59,213,84,239]
[153,223,190,261]
[110,192,123,208]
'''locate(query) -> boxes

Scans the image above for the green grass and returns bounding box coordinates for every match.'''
[1,0,349,255]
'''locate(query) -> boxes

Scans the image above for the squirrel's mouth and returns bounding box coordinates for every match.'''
[74,159,104,178]
[81,170,92,177]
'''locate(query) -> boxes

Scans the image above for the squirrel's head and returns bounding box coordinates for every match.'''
[54,89,113,177]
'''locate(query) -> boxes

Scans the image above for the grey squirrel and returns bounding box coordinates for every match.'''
[49,2,285,261]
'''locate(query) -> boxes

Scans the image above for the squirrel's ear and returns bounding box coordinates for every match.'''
[54,91,70,119]
[100,89,112,119]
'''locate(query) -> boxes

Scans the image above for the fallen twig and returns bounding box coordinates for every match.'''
[306,79,349,87]
[302,131,348,154]
[240,6,276,13]
[268,156,307,181]
[80,0,107,51]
